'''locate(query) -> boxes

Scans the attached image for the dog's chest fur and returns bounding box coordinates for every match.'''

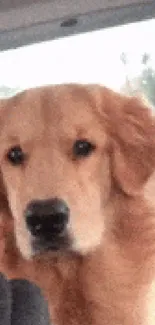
[33,247,155,325]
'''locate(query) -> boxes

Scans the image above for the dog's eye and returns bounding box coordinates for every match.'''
[73,140,95,158]
[7,146,26,165]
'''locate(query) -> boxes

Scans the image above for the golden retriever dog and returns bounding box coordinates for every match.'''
[0,84,155,325]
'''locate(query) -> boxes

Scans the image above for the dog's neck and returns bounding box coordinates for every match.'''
[56,192,155,324]
[26,193,155,325]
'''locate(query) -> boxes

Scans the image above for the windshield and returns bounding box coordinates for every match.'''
[0,18,154,107]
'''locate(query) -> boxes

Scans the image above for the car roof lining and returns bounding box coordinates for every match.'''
[0,0,155,50]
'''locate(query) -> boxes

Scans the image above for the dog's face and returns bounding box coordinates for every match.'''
[0,84,155,259]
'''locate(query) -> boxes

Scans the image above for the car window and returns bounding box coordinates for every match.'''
[0,18,154,108]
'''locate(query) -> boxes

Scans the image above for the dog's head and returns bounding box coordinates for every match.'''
[0,84,155,259]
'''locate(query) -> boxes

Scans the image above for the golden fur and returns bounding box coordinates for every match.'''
[0,84,155,324]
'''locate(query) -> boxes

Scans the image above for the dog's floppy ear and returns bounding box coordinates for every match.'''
[106,94,155,195]
[0,175,13,263]
[0,100,14,255]
[0,100,17,268]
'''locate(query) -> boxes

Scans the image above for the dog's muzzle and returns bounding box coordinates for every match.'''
[25,198,70,253]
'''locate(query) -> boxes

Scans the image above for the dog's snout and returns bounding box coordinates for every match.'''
[25,198,69,239]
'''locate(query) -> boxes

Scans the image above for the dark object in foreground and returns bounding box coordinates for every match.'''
[0,273,51,325]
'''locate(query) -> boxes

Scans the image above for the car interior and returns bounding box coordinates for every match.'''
[0,1,155,324]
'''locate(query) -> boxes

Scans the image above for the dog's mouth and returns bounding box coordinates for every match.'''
[31,233,71,256]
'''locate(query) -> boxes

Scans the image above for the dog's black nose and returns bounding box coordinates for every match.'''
[25,198,69,239]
